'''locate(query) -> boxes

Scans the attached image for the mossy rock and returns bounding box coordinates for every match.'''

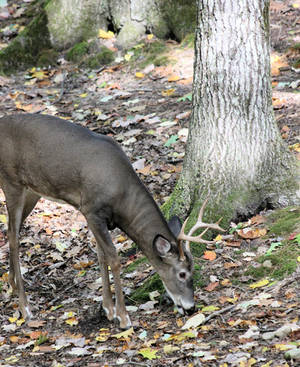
[37,49,58,67]
[84,47,114,68]
[0,11,51,74]
[66,42,89,62]
[245,242,299,280]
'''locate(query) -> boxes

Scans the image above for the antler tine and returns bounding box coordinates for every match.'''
[177,197,225,248]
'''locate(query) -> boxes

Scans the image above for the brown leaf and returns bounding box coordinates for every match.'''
[205,281,219,292]
[27,320,46,328]
[203,250,216,261]
[224,262,239,269]
[250,215,267,226]
[225,240,242,247]
[238,228,267,239]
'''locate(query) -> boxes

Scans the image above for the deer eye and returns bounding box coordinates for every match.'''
[179,271,186,280]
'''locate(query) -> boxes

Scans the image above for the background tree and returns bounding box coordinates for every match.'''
[166,0,300,225]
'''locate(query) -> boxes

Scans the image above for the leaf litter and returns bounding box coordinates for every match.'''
[0,1,300,366]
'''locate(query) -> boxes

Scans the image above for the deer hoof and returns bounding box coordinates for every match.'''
[117,314,132,330]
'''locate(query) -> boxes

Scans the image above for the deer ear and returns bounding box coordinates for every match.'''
[153,236,172,256]
[168,216,182,237]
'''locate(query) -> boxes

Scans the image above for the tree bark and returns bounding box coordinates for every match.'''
[166,0,300,225]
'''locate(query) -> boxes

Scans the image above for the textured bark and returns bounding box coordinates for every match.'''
[167,0,300,223]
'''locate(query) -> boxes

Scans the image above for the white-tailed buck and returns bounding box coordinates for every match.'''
[0,114,224,328]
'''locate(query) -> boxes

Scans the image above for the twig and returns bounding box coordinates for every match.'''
[203,305,236,324]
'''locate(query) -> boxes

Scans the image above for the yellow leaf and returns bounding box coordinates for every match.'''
[124,53,132,61]
[167,75,180,82]
[147,34,154,40]
[79,93,88,98]
[9,317,18,323]
[297,256,300,263]
[112,327,134,339]
[249,279,269,289]
[96,328,110,342]
[166,331,196,342]
[16,318,25,326]
[274,343,292,351]
[98,29,114,39]
[215,234,223,241]
[135,72,145,78]
[0,214,7,223]
[138,347,160,360]
[292,3,299,8]
[31,70,47,80]
[161,88,175,96]
[261,361,273,367]
[65,317,78,326]
[201,305,219,312]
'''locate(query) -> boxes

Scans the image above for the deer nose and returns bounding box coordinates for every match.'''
[185,306,195,316]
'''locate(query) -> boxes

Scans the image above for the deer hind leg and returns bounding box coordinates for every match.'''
[3,185,40,319]
[86,214,131,329]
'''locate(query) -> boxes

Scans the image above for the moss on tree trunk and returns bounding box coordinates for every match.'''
[0,10,51,74]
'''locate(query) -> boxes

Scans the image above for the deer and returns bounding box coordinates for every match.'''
[0,113,224,329]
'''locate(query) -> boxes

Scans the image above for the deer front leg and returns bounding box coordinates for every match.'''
[4,186,33,319]
[87,215,131,329]
[95,246,114,321]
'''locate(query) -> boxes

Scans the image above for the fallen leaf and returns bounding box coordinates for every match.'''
[135,72,145,78]
[203,251,216,261]
[205,281,219,292]
[112,327,134,339]
[201,305,219,313]
[238,228,267,239]
[138,347,160,360]
[167,74,180,82]
[65,317,78,326]
[181,313,205,330]
[250,279,269,289]
[162,88,175,96]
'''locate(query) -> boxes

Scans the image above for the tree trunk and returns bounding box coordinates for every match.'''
[166,0,300,225]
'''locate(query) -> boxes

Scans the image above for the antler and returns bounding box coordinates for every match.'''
[177,198,225,261]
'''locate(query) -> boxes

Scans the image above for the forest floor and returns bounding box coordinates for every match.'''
[0,1,300,366]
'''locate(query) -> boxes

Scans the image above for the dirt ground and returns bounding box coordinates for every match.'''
[0,1,299,366]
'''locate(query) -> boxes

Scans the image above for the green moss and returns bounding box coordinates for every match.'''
[37,49,58,67]
[190,242,206,258]
[245,242,299,280]
[128,40,167,69]
[293,58,300,69]
[123,256,148,274]
[129,273,164,303]
[0,11,51,74]
[153,56,169,66]
[161,0,197,42]
[181,33,195,48]
[84,47,114,68]
[267,207,300,236]
[66,42,89,62]
[193,264,205,288]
